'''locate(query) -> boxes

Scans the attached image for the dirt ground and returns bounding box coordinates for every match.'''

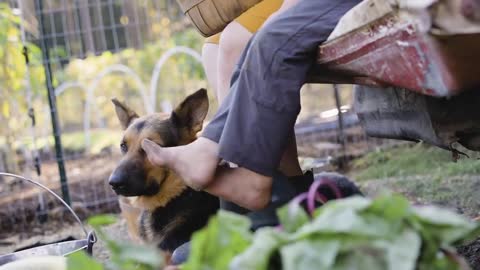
[458,238,480,270]
[0,214,129,264]
[0,153,120,239]
[2,214,478,269]
[1,153,479,269]
[0,153,132,264]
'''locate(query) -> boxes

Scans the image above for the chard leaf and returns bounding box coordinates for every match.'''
[364,194,411,222]
[182,211,252,270]
[280,239,340,270]
[312,196,371,218]
[331,250,386,270]
[184,194,479,270]
[296,207,391,239]
[230,228,289,270]
[277,202,309,233]
[68,252,103,270]
[384,229,421,270]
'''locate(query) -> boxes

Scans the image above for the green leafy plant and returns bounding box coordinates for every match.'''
[182,211,253,270]
[184,194,480,270]
[66,215,164,270]
[0,3,45,173]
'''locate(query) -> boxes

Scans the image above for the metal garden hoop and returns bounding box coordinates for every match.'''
[0,172,96,266]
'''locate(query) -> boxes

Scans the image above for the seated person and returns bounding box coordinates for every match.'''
[143,0,362,210]
[202,0,303,180]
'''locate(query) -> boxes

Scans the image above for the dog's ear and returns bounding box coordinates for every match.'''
[171,89,209,134]
[112,98,139,129]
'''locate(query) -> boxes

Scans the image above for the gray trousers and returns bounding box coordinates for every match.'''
[202,0,361,176]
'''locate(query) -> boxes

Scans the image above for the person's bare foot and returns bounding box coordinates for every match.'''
[142,137,220,190]
[142,137,273,210]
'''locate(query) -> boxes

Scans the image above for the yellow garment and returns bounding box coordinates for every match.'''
[205,0,283,44]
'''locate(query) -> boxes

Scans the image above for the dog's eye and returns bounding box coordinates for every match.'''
[120,142,128,153]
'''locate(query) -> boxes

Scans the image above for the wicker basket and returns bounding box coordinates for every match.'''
[177,0,262,37]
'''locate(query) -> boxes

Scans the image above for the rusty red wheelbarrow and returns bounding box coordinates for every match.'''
[308,0,480,153]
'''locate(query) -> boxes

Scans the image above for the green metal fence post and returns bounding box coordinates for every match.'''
[36,0,71,205]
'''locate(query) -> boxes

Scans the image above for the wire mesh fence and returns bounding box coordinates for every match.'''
[0,0,403,246]
[0,0,203,243]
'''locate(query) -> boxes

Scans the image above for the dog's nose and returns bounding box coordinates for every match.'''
[109,173,126,190]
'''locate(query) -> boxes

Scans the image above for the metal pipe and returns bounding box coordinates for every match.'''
[149,46,202,111]
[83,64,150,149]
[36,0,71,205]
[19,0,46,221]
[334,84,347,169]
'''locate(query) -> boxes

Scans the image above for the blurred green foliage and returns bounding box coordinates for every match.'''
[21,129,122,154]
[0,3,44,135]
[0,3,45,172]
[67,215,164,270]
[55,27,213,137]
[0,2,215,156]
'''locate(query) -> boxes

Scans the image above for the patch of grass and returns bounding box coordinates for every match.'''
[360,175,480,217]
[352,143,480,217]
[350,143,480,181]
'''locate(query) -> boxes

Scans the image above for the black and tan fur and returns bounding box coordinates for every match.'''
[109,89,219,252]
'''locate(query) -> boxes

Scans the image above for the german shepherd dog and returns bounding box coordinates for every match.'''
[109,89,219,252]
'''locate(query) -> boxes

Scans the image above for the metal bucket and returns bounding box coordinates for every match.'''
[0,173,96,266]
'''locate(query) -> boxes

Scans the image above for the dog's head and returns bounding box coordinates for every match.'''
[108,89,209,207]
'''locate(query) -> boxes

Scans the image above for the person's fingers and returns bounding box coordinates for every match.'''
[141,138,164,165]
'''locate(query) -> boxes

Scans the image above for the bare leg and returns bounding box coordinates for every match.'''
[205,166,272,210]
[216,22,252,103]
[218,20,302,177]
[278,134,303,176]
[201,43,219,98]
[142,138,272,210]
[201,22,252,104]
[264,0,303,178]
[201,0,361,178]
